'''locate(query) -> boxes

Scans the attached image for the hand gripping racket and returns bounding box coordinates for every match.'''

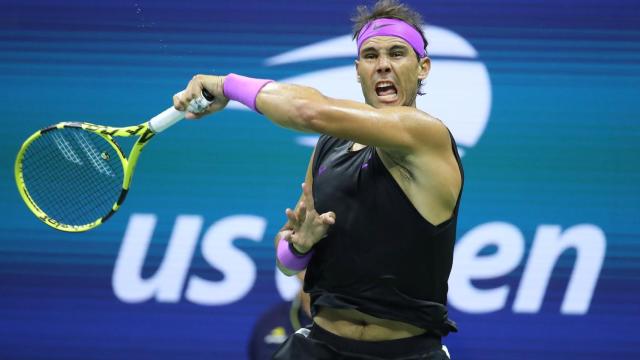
[15,89,214,232]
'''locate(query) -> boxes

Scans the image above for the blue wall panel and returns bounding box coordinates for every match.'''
[1,1,638,359]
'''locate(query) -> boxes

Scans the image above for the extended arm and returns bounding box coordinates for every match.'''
[257,82,449,152]
[174,75,451,155]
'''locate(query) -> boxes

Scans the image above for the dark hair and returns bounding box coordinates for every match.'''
[351,0,428,95]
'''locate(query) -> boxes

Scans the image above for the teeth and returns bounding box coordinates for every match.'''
[376,82,393,88]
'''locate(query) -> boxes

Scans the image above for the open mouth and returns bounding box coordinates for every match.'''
[375,81,398,102]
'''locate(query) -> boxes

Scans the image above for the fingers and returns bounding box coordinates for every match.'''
[297,201,307,223]
[173,75,202,111]
[301,182,315,210]
[175,74,229,118]
[173,92,189,112]
[184,75,208,118]
[285,208,298,225]
[188,99,231,119]
[281,229,293,242]
[286,200,308,229]
[320,211,336,225]
[186,74,204,101]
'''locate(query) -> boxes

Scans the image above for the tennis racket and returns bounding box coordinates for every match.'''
[15,89,214,232]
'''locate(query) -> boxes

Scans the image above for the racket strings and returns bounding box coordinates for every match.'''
[21,127,125,226]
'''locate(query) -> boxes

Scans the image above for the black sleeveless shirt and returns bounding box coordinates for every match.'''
[304,133,463,336]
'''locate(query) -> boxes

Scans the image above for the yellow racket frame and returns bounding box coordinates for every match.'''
[14,121,155,232]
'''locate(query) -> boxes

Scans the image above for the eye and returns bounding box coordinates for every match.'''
[364,53,377,60]
[392,51,404,58]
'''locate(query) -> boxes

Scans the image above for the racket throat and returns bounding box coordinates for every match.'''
[103,189,129,223]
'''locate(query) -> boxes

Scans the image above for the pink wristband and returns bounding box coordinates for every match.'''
[223,73,273,113]
[277,237,314,272]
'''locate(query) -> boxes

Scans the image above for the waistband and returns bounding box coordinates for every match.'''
[308,322,442,358]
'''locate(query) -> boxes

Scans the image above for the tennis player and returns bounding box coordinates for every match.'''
[175,0,462,358]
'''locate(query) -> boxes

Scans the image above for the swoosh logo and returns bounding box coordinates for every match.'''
[372,23,393,31]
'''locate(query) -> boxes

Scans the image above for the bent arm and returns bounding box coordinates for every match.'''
[175,74,451,154]
[256,82,450,153]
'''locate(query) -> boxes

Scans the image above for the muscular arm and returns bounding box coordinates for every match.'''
[256,82,451,154]
[174,75,451,155]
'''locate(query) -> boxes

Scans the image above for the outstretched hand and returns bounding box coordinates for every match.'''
[173,74,230,119]
[282,182,336,253]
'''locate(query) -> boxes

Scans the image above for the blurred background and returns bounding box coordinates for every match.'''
[1,0,638,359]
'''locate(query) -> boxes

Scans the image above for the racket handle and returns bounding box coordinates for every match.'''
[148,89,215,133]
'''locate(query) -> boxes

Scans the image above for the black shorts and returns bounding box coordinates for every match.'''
[272,323,451,360]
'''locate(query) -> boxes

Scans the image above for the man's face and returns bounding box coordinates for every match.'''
[355,36,430,108]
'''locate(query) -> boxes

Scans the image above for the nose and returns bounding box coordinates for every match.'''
[376,55,391,74]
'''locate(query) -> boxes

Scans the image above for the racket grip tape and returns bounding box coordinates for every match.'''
[148,89,214,133]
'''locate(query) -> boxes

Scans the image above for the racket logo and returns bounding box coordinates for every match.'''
[39,214,78,230]
[80,122,146,137]
[138,128,156,144]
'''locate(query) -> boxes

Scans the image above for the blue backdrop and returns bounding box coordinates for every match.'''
[1,1,639,359]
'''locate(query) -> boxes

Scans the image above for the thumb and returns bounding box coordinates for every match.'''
[279,229,294,242]
[320,211,336,225]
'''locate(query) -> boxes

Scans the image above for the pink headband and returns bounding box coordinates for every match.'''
[356,18,426,58]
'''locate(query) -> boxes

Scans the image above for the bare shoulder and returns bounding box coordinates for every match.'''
[416,110,453,147]
[392,110,460,185]
[400,112,461,223]
[379,115,461,224]
[384,106,453,154]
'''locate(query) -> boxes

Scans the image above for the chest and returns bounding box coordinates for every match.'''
[313,144,379,209]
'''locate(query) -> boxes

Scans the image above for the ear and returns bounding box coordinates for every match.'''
[418,57,431,80]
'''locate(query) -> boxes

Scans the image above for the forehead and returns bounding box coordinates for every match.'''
[359,36,411,52]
